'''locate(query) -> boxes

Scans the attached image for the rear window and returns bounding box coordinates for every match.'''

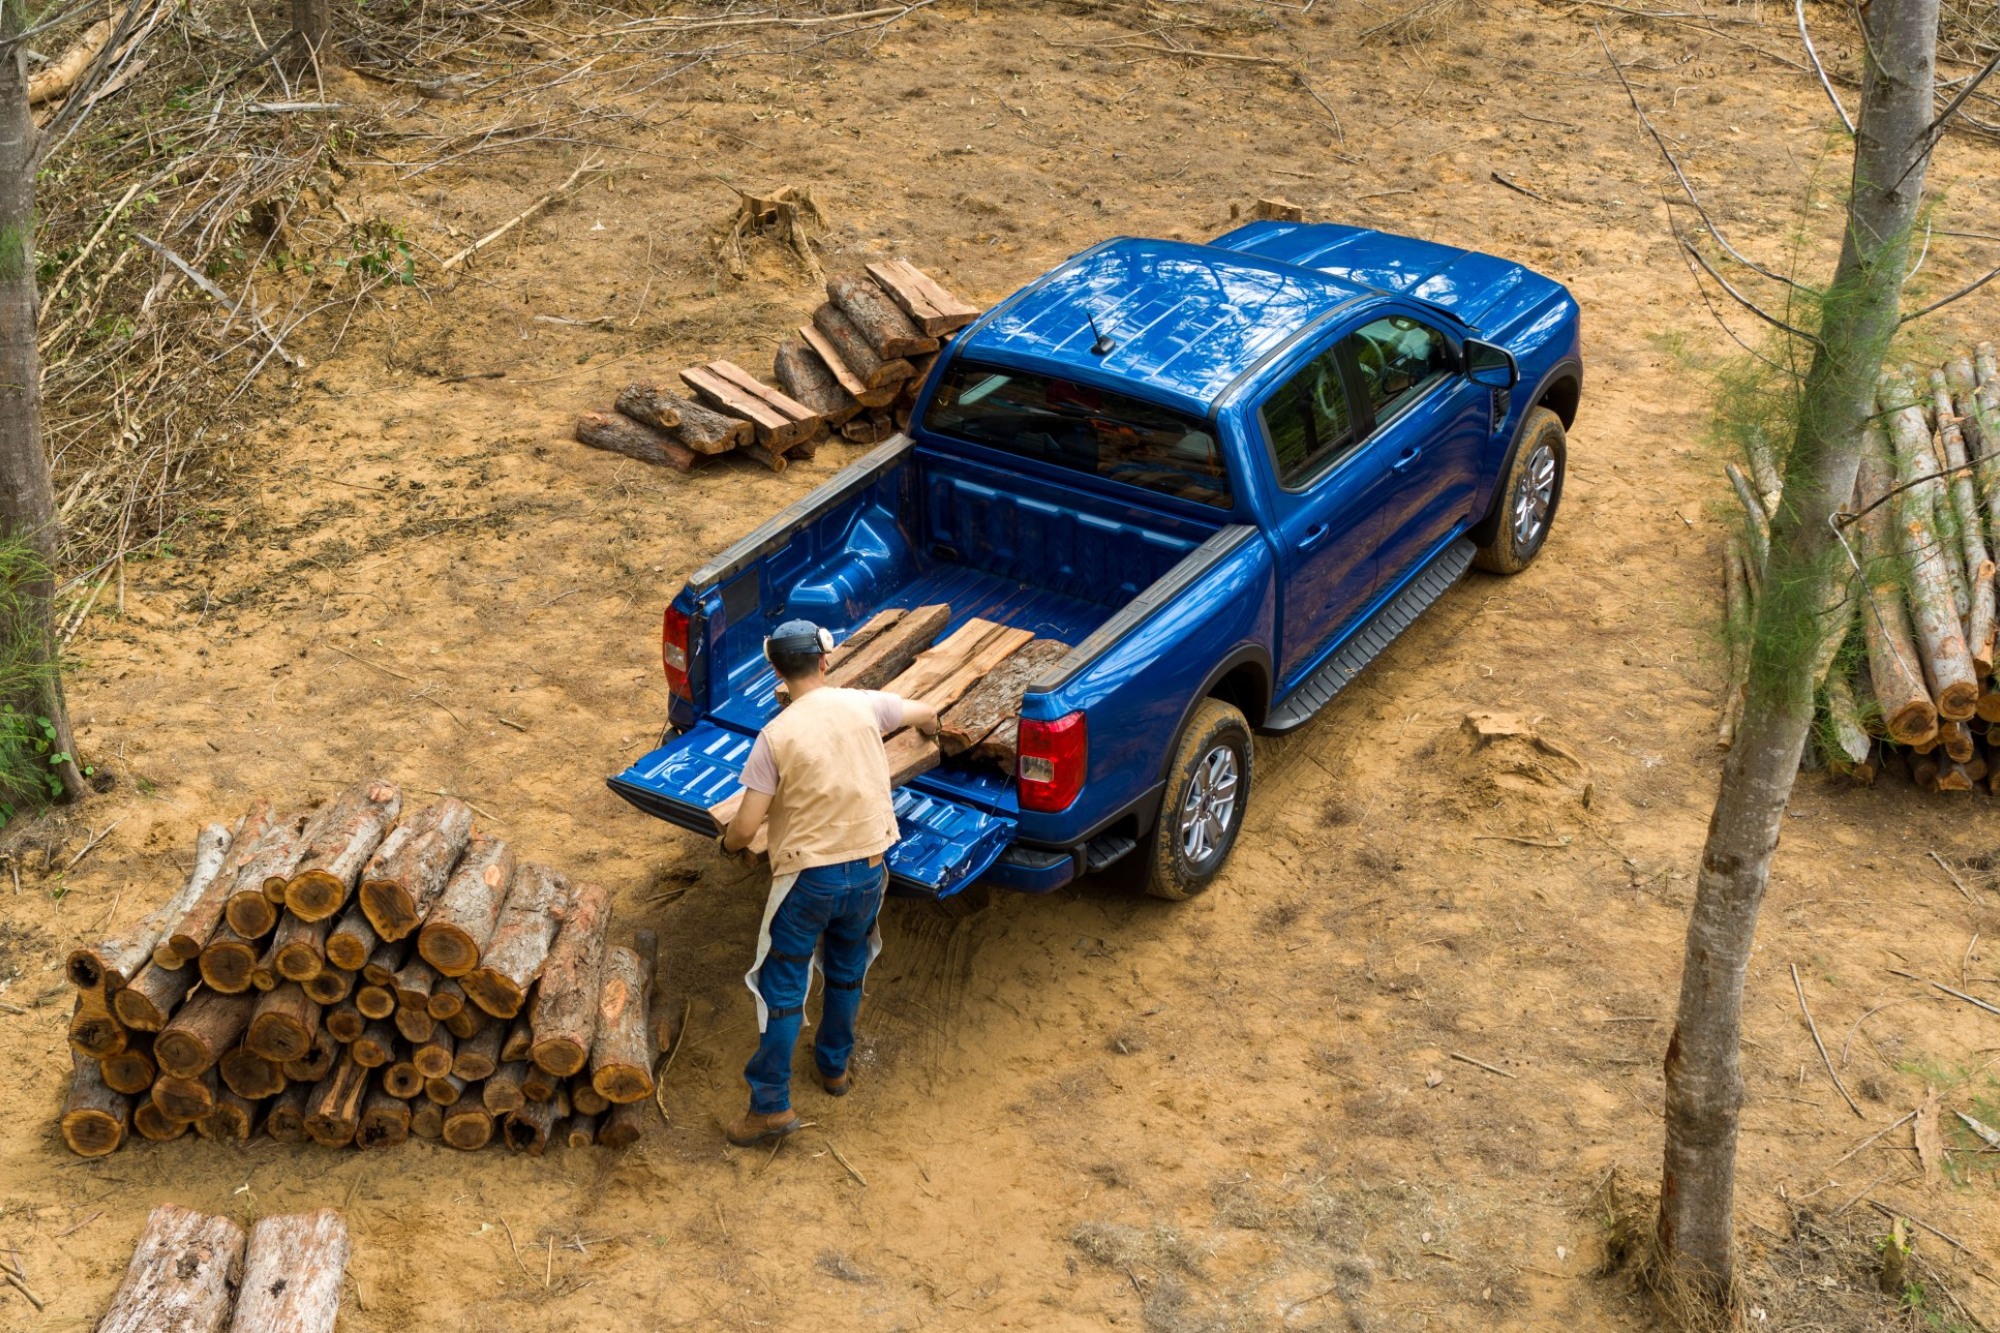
[923,361,1232,509]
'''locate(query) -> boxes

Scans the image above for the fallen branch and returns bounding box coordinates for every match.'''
[1791,963,1864,1119]
[439,156,604,272]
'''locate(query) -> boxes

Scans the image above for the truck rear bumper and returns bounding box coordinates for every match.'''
[983,844,1078,893]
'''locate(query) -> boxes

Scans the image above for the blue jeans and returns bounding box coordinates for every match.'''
[745,857,886,1114]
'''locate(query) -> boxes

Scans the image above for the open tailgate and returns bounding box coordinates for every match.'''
[608,722,1016,898]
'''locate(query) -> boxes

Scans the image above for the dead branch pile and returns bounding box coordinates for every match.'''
[95,1204,348,1333]
[709,605,1070,863]
[60,780,665,1156]
[1717,344,2000,793]
[573,259,980,475]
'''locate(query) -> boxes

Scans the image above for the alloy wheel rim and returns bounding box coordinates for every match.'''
[1510,442,1558,553]
[1178,745,1240,865]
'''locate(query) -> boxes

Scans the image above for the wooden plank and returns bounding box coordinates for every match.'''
[679,365,798,447]
[776,608,907,705]
[867,259,980,336]
[938,639,1071,755]
[825,603,952,690]
[707,360,817,428]
[798,323,868,398]
[812,302,914,390]
[881,619,1031,708]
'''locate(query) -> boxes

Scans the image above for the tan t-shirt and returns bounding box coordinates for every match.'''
[746,688,902,877]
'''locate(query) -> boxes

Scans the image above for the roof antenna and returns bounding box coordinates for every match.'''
[1086,311,1116,357]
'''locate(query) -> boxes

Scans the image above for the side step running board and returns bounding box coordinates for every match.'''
[1263,537,1477,733]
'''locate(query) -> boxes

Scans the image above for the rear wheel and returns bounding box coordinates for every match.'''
[1134,698,1253,901]
[1473,407,1565,574]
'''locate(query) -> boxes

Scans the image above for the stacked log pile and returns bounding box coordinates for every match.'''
[95,1204,349,1333]
[575,259,979,476]
[1718,345,2000,793]
[60,780,666,1156]
[711,604,1071,859]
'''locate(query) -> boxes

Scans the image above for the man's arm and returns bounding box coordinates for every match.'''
[898,696,940,736]
[722,788,774,855]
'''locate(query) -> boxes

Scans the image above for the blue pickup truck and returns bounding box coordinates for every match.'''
[610,222,1582,901]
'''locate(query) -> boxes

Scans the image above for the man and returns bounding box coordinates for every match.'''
[718,618,939,1147]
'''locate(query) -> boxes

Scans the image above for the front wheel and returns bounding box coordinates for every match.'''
[1136,698,1253,901]
[1473,407,1566,574]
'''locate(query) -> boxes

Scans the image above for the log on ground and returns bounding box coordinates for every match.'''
[265,1083,311,1143]
[246,982,319,1063]
[1882,377,1981,720]
[94,1204,244,1333]
[1856,422,1941,744]
[443,1101,494,1150]
[61,1049,130,1157]
[221,1044,287,1101]
[590,928,659,1104]
[464,861,570,1018]
[157,802,273,967]
[132,1100,191,1141]
[811,303,913,389]
[599,1098,647,1148]
[196,1089,259,1143]
[504,1091,564,1155]
[100,1036,157,1096]
[417,835,516,978]
[453,1020,505,1081]
[69,986,127,1058]
[151,1066,219,1121]
[529,879,612,1076]
[156,990,254,1078]
[775,335,861,425]
[681,361,819,449]
[828,270,939,359]
[359,798,474,941]
[228,1209,349,1333]
[113,961,198,1032]
[576,410,699,472]
[615,382,750,454]
[69,822,234,992]
[356,1087,411,1151]
[283,1031,337,1084]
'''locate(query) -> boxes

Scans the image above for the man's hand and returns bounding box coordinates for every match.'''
[903,698,942,738]
[720,787,774,860]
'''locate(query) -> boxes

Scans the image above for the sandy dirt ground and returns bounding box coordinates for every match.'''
[4,1,2000,1329]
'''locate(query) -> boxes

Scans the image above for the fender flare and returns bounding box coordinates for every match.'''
[1156,644,1272,788]
[1470,356,1582,547]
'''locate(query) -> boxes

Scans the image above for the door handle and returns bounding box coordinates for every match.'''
[1299,522,1332,551]
[1391,447,1424,474]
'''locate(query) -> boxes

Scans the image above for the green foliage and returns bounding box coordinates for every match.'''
[335,222,418,285]
[0,537,77,826]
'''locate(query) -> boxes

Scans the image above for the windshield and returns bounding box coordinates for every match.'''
[923,360,1232,509]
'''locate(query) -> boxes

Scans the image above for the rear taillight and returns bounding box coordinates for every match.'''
[662,606,692,700]
[1017,711,1086,812]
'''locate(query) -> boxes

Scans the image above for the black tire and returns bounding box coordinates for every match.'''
[1473,406,1566,575]
[1135,698,1253,901]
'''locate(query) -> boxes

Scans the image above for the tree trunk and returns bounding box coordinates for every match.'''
[417,835,514,977]
[521,1060,560,1103]
[229,1210,348,1333]
[501,1014,534,1063]
[0,29,85,807]
[591,928,658,1103]
[60,1048,129,1156]
[680,361,819,449]
[156,989,254,1077]
[463,860,569,1018]
[291,0,331,68]
[529,879,610,1076]
[70,823,233,992]
[287,779,400,921]
[1656,0,1938,1300]
[131,1098,190,1140]
[95,1204,244,1333]
[357,797,472,940]
[865,258,981,336]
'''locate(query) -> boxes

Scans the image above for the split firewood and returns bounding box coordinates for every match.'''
[287,778,402,921]
[443,1100,495,1151]
[112,961,198,1032]
[272,911,331,982]
[1857,421,1941,744]
[812,302,914,389]
[69,822,234,993]
[681,361,820,449]
[226,1209,349,1333]
[866,258,980,336]
[156,990,254,1078]
[94,1205,245,1333]
[599,1098,647,1148]
[196,1089,259,1143]
[418,835,515,977]
[352,1021,398,1068]
[464,861,570,1019]
[383,1059,424,1100]
[303,967,354,1005]
[576,409,699,472]
[453,1020,505,1081]
[357,1087,411,1150]
[201,924,267,995]
[410,1098,445,1140]
[305,1053,369,1147]
[939,639,1070,754]
[799,322,899,406]
[828,271,939,360]
[150,1066,219,1122]
[131,1100,190,1141]
[283,1031,337,1084]
[225,805,324,937]
[885,728,942,785]
[1932,369,1997,674]
[394,1001,436,1045]
[425,1073,469,1106]
[358,798,474,941]
[590,928,658,1104]
[156,802,274,967]
[1882,378,1981,720]
[221,1044,286,1101]
[325,902,381,973]
[885,618,1037,711]
[325,1002,365,1044]
[504,1088,567,1155]
[775,335,862,425]
[354,982,396,1020]
[100,1036,157,1096]
[415,1030,455,1080]
[826,602,951,690]
[530,880,611,1076]
[841,408,896,443]
[616,382,751,454]
[265,1083,311,1143]
[61,1049,130,1157]
[248,982,320,1063]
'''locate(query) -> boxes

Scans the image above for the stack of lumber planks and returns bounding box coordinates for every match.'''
[711,604,1070,860]
[574,259,979,476]
[1719,344,2000,792]
[60,780,667,1158]
[96,1204,348,1333]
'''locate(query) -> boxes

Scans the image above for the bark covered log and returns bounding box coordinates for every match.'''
[829,270,938,359]
[599,1098,647,1148]
[69,986,127,1058]
[463,861,570,1018]
[681,361,819,449]
[394,1003,436,1044]
[503,1089,565,1155]
[355,983,396,1020]
[616,382,751,454]
[590,928,658,1104]
[69,823,233,993]
[228,1210,348,1333]
[352,1021,398,1068]
[226,805,322,936]
[417,836,515,977]
[271,911,330,982]
[775,334,861,425]
[453,1020,505,1081]
[100,1036,157,1096]
[324,1002,365,1044]
[265,1083,311,1143]
[825,602,951,690]
[1932,369,1997,673]
[196,1088,259,1142]
[158,802,274,967]
[382,1059,424,1099]
[324,902,380,973]
[113,961,198,1032]
[156,990,254,1078]
[484,1061,529,1115]
[445,1003,486,1040]
[287,779,401,921]
[569,1078,609,1117]
[566,1113,598,1148]
[938,638,1070,754]
[199,925,261,995]
[428,977,467,1020]
[283,1031,336,1084]
[812,302,913,389]
[356,1086,411,1150]
[425,1073,468,1106]
[1857,422,1941,744]
[576,409,698,472]
[132,1099,190,1141]
[221,1044,287,1101]
[95,1204,244,1333]
[443,1100,494,1150]
[522,1061,560,1103]
[501,1015,534,1064]
[1883,376,1981,719]
[61,1048,129,1156]
[302,967,353,1005]
[415,1030,455,1080]
[362,937,407,987]
[410,1097,444,1139]
[529,879,611,1076]
[866,258,981,336]
[247,982,319,1063]
[358,798,473,941]
[150,1065,219,1123]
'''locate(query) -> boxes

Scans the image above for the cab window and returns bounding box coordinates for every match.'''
[1345,315,1454,425]
[1260,347,1355,489]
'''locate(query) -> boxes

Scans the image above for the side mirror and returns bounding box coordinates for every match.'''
[1465,339,1518,389]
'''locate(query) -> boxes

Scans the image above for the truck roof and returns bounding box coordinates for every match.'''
[954,225,1551,416]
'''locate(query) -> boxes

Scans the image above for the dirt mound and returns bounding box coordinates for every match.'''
[1417,710,1594,826]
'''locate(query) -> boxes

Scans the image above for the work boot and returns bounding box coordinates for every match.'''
[818,1067,853,1098]
[725,1107,799,1147]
